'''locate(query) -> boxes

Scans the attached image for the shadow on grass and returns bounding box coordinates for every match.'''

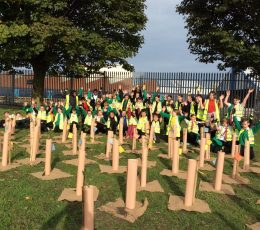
[11,149,26,161]
[51,156,61,170]
[215,212,239,229]
[162,176,184,196]
[117,175,126,202]
[40,202,82,230]
[158,157,171,170]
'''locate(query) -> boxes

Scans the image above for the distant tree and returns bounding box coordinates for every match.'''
[0,0,147,101]
[176,0,260,74]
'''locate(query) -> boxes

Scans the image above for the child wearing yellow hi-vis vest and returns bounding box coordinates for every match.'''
[37,105,48,132]
[83,110,93,134]
[233,116,260,160]
[137,109,148,139]
[126,111,138,139]
[185,114,200,146]
[53,107,65,132]
[68,108,79,135]
[151,113,161,143]
[160,108,186,141]
[211,118,233,153]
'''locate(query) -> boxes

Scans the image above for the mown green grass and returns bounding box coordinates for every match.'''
[0,107,259,230]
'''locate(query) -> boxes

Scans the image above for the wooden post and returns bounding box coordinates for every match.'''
[168,130,173,158]
[125,159,138,210]
[148,125,154,150]
[141,146,148,187]
[232,145,239,178]
[80,132,86,152]
[106,131,114,159]
[76,149,86,196]
[82,185,94,230]
[119,117,123,145]
[44,139,52,176]
[90,119,95,144]
[72,124,77,155]
[184,159,197,207]
[172,140,180,174]
[231,133,236,157]
[200,126,205,139]
[243,140,250,170]
[31,121,40,162]
[205,133,211,160]
[112,139,119,171]
[1,132,9,167]
[182,128,188,153]
[199,137,206,168]
[132,127,137,151]
[214,151,225,191]
[61,118,67,143]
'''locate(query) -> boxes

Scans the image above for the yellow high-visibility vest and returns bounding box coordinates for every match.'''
[38,111,47,120]
[216,126,233,141]
[204,99,220,122]
[152,120,160,134]
[84,115,92,126]
[239,129,254,145]
[70,113,78,123]
[187,120,199,134]
[137,117,148,132]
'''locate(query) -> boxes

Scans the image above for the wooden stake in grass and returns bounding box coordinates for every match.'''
[1,132,9,167]
[184,159,197,207]
[125,159,138,210]
[31,120,40,162]
[232,146,240,179]
[119,117,123,145]
[132,127,137,151]
[168,130,173,158]
[44,139,52,176]
[199,137,206,168]
[148,125,154,150]
[214,151,225,191]
[231,134,236,157]
[76,149,86,196]
[172,140,180,174]
[112,139,119,171]
[61,118,68,143]
[243,140,250,170]
[106,131,114,159]
[205,133,211,160]
[72,124,77,155]
[141,145,148,187]
[182,128,188,153]
[90,119,95,144]
[82,185,94,230]
[200,126,205,139]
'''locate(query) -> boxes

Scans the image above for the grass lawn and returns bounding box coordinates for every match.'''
[0,107,259,230]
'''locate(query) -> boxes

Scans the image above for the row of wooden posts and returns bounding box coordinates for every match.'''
[1,116,252,230]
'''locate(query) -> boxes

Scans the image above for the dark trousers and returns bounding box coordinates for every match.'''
[69,122,78,133]
[187,132,199,146]
[240,146,255,160]
[54,126,62,133]
[41,120,47,132]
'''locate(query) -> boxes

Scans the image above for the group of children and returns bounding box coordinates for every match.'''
[0,85,259,159]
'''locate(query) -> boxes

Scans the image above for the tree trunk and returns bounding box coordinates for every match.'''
[31,57,49,104]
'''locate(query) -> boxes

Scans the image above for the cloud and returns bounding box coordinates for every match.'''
[129,0,219,72]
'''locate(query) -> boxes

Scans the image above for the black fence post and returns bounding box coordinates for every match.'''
[103,71,107,93]
[11,71,15,105]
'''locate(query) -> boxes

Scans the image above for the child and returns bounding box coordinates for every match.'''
[211,118,233,153]
[83,110,93,134]
[185,114,200,146]
[120,110,128,136]
[106,111,118,134]
[53,107,65,132]
[126,111,138,139]
[160,108,185,141]
[68,108,79,133]
[151,113,161,143]
[233,116,260,159]
[95,110,106,134]
[137,109,148,139]
[224,89,254,123]
[37,105,48,132]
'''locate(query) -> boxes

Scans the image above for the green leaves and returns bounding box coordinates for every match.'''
[177,0,260,73]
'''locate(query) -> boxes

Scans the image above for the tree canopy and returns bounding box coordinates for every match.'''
[0,0,147,101]
[176,0,260,74]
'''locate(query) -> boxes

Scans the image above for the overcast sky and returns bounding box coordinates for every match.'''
[129,0,220,72]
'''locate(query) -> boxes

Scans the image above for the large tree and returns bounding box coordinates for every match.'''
[176,0,260,74]
[0,0,147,101]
